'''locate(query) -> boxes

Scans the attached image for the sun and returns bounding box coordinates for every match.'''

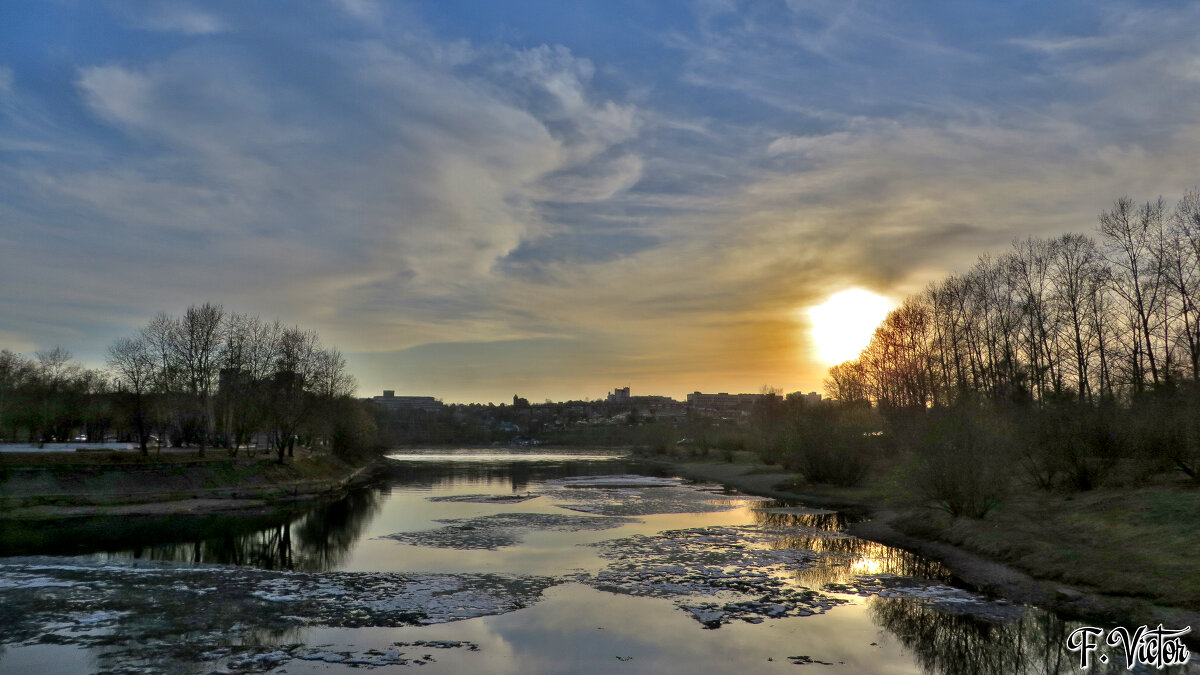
[806,289,893,365]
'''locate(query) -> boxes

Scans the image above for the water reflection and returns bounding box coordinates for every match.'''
[750,504,952,588]
[380,456,665,494]
[871,597,1195,675]
[113,488,385,571]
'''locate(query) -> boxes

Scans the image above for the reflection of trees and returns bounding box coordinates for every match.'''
[783,535,952,588]
[132,522,296,570]
[379,458,658,493]
[752,508,861,531]
[872,597,1083,675]
[123,487,384,571]
[874,597,1198,675]
[288,487,383,570]
[750,506,951,587]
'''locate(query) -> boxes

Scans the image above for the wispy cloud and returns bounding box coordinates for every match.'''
[110,1,227,35]
[2,1,1200,401]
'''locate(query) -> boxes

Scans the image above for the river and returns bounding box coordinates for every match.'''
[0,450,1194,673]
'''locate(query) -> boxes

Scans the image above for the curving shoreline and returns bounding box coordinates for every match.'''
[643,455,1200,644]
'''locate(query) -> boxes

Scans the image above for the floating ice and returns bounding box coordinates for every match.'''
[823,574,1025,621]
[546,483,758,517]
[0,557,558,671]
[383,512,639,550]
[580,525,845,628]
[426,493,540,504]
[544,474,684,488]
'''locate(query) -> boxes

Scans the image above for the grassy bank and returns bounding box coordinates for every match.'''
[0,451,375,519]
[641,449,1200,634]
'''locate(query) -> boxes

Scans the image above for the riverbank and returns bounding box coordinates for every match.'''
[642,452,1200,639]
[0,451,380,521]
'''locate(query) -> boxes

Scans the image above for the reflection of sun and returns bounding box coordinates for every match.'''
[850,557,887,576]
[807,289,893,365]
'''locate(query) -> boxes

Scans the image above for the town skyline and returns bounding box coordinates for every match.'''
[4,2,1200,402]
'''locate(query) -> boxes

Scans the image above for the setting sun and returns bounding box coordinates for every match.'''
[807,289,894,365]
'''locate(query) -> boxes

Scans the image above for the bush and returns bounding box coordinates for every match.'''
[907,407,1012,518]
[783,404,876,487]
[330,399,382,461]
[1017,403,1122,491]
[1127,386,1200,484]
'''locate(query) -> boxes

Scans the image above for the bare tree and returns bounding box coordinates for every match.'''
[107,336,158,454]
[824,360,869,403]
[1050,234,1104,401]
[219,313,283,454]
[173,303,226,456]
[1099,197,1166,390]
[1167,189,1200,380]
[142,313,183,447]
[266,327,321,463]
[0,350,34,440]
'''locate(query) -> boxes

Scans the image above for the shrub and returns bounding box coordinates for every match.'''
[783,404,876,487]
[1127,386,1200,484]
[330,399,382,461]
[1017,403,1122,491]
[907,406,1013,518]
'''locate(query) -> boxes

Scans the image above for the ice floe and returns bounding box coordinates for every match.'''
[546,484,759,516]
[383,512,640,550]
[578,525,846,628]
[544,474,684,488]
[0,557,558,671]
[426,493,540,503]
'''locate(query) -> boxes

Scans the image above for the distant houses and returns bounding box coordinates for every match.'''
[367,386,823,428]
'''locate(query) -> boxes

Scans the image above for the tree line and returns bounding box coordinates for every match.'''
[1,303,374,463]
[828,191,1200,407]
[816,190,1200,512]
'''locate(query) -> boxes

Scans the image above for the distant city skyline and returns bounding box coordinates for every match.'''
[4,2,1200,403]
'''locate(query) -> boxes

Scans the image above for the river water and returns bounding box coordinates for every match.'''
[0,450,1195,674]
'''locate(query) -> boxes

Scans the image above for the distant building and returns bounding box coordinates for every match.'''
[371,390,444,413]
[607,386,631,404]
[787,391,822,405]
[512,394,530,408]
[686,391,779,417]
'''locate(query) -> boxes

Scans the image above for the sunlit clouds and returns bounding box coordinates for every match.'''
[2,2,1200,401]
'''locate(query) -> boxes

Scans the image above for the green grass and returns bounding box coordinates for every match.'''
[888,477,1200,609]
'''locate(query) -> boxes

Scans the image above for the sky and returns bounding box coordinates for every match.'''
[3,1,1200,403]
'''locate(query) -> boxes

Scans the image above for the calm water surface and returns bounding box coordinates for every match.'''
[0,450,1194,674]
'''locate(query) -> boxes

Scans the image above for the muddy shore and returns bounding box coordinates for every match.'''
[645,455,1200,641]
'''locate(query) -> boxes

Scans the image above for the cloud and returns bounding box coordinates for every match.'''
[111,1,227,34]
[2,17,647,366]
[537,153,643,203]
[6,2,1200,398]
[330,0,382,22]
[76,66,154,126]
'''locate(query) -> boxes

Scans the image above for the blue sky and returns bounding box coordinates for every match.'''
[3,1,1200,402]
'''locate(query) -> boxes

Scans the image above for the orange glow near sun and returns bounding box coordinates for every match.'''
[807,289,893,365]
